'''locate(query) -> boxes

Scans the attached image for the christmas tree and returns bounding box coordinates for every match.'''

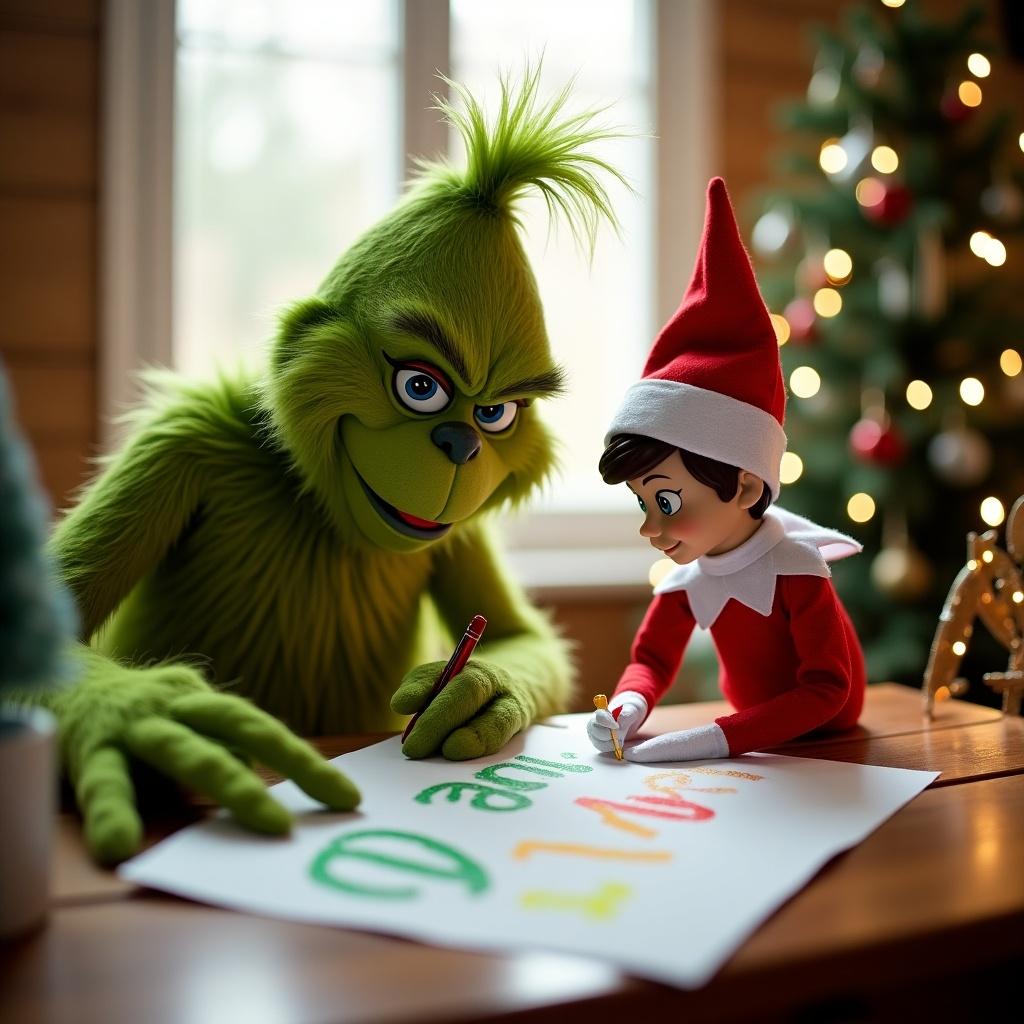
[750,0,1024,691]
[0,360,76,702]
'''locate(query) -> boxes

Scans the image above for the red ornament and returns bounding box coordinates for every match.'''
[862,182,913,226]
[849,418,907,466]
[783,297,818,344]
[940,91,974,123]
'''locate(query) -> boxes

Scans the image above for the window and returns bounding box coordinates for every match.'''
[174,0,403,379]
[102,0,715,585]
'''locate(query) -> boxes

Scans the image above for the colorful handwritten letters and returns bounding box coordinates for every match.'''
[120,721,938,989]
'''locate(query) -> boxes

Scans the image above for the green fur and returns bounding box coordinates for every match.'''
[38,70,622,862]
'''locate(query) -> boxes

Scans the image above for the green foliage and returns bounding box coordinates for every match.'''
[0,361,76,698]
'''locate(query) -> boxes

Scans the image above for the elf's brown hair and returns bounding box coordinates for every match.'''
[599,434,772,520]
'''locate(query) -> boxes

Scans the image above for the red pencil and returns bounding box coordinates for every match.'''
[401,614,488,743]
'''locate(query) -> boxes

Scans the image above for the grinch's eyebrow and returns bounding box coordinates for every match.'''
[490,367,567,401]
[392,311,470,383]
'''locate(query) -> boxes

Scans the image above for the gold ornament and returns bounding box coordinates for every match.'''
[871,543,932,601]
[922,495,1024,718]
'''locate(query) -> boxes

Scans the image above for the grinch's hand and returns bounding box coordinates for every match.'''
[51,654,360,865]
[624,722,730,763]
[587,690,648,754]
[392,660,529,760]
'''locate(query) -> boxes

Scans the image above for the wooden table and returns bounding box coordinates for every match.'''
[3,683,1024,1023]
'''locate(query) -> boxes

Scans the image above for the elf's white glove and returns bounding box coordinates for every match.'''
[625,722,730,763]
[587,691,648,754]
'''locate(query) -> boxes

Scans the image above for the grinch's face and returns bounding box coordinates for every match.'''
[268,293,563,554]
[337,309,563,552]
[627,451,764,564]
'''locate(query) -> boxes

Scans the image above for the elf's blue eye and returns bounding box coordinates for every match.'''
[392,365,451,414]
[474,402,518,433]
[656,490,683,516]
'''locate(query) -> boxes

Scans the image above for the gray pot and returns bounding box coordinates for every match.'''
[0,705,57,938]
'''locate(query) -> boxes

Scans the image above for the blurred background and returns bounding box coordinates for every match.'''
[2,0,1022,709]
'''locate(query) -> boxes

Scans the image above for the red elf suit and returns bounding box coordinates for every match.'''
[592,178,866,763]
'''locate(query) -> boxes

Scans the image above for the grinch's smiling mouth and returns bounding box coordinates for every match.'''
[354,471,452,540]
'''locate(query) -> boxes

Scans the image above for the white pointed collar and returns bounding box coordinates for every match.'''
[652,507,862,628]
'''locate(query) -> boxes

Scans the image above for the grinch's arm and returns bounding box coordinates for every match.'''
[49,403,205,639]
[29,403,358,864]
[393,522,572,759]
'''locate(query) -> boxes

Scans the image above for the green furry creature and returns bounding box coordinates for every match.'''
[27,71,626,864]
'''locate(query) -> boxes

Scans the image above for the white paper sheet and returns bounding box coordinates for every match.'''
[120,716,938,988]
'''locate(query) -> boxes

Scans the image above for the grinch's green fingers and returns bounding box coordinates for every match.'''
[169,693,360,811]
[442,695,529,761]
[390,662,442,716]
[400,663,501,760]
[123,717,292,835]
[76,745,143,865]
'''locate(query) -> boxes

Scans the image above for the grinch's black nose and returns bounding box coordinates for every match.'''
[432,422,482,464]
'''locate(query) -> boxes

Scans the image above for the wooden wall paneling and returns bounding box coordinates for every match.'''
[0,197,96,356]
[0,28,98,193]
[0,0,101,507]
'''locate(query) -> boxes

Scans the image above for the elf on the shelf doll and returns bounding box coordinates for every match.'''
[588,177,866,763]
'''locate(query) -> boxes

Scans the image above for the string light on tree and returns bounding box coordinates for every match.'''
[880,0,905,8]
[970,230,1007,267]
[813,287,843,317]
[980,496,1005,527]
[780,452,804,484]
[823,248,853,283]
[1000,349,1022,377]
[790,366,821,398]
[819,139,848,175]
[958,81,983,108]
[959,376,985,406]
[648,558,674,589]
[870,146,899,174]
[906,379,933,410]
[856,177,886,207]
[769,313,790,346]
[967,53,991,78]
[847,492,876,523]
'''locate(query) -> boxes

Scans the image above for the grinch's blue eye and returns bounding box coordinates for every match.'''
[656,490,683,516]
[636,494,647,514]
[474,402,518,433]
[391,363,452,414]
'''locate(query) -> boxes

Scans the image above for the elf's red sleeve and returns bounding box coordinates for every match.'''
[612,591,696,718]
[714,574,854,755]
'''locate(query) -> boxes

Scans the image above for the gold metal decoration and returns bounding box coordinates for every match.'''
[922,495,1024,718]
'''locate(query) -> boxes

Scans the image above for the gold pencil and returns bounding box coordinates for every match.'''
[593,693,624,760]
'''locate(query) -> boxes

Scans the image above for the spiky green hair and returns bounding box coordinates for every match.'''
[415,64,630,251]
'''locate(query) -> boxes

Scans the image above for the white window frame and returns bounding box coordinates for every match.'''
[100,0,717,595]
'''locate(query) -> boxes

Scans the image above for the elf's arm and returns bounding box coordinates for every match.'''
[711,575,854,755]
[393,521,572,760]
[30,400,358,865]
[586,591,698,753]
[615,590,697,712]
[627,575,855,762]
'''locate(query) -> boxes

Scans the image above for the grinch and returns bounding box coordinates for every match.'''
[25,70,626,864]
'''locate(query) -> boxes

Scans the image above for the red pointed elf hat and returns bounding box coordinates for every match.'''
[605,177,787,498]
